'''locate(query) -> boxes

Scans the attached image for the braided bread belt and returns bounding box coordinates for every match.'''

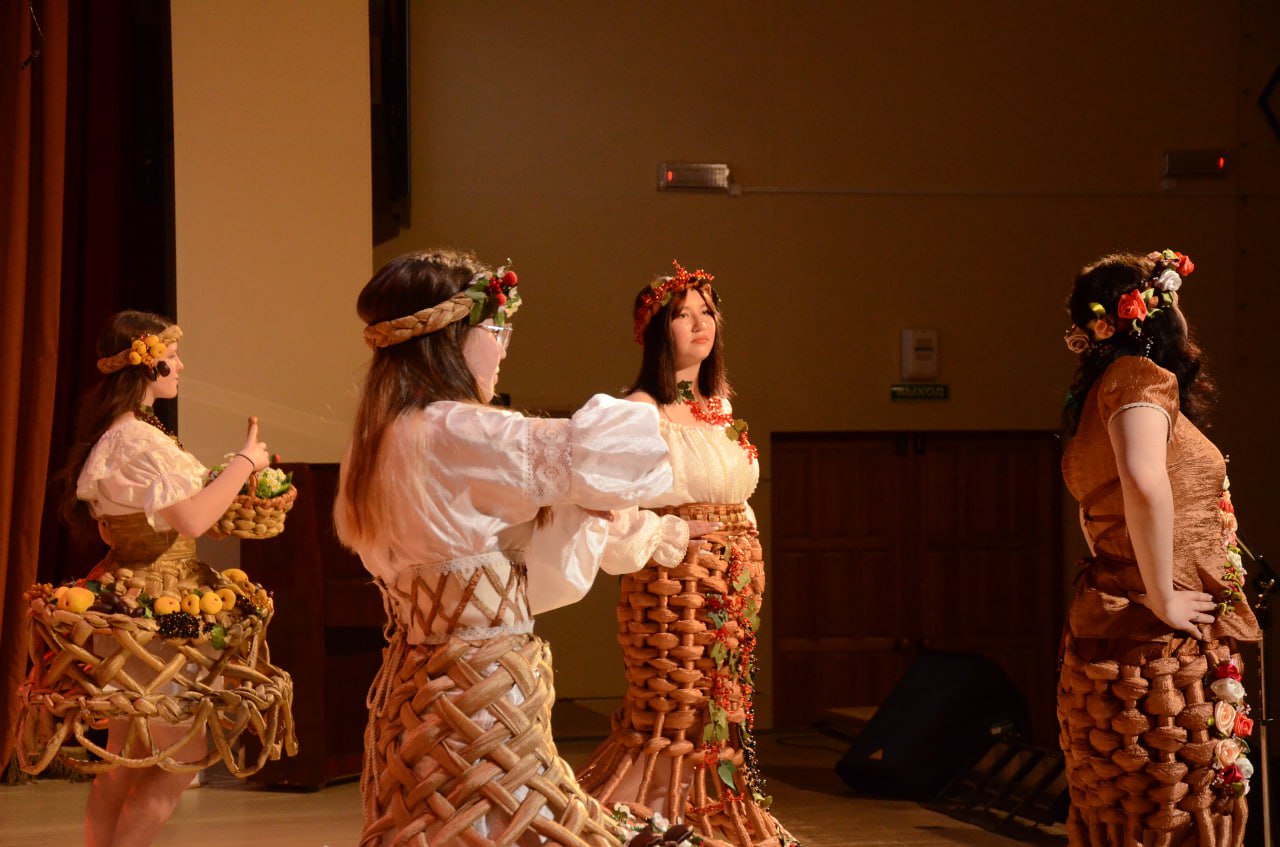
[578,503,793,847]
[1058,634,1248,847]
[360,629,623,847]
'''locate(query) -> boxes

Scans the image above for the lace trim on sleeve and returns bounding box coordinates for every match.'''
[651,514,691,568]
[524,417,572,503]
[1107,402,1174,442]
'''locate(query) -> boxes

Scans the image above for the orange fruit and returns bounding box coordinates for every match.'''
[200,593,224,614]
[254,588,270,608]
[181,594,201,615]
[153,596,180,615]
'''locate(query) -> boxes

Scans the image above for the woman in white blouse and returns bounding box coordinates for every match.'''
[334,250,701,846]
[578,264,798,847]
[23,310,291,847]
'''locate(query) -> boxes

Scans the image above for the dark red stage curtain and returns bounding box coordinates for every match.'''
[0,0,70,770]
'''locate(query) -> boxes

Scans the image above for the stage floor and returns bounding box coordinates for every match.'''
[2,731,1067,846]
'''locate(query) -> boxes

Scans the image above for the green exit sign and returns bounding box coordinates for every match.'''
[891,383,949,400]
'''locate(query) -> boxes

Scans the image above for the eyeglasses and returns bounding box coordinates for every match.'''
[476,324,514,352]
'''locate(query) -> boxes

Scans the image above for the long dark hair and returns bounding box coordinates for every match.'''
[1063,252,1214,433]
[629,285,730,404]
[57,310,175,539]
[337,249,489,544]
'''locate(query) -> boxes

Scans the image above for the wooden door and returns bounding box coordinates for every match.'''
[771,431,1062,745]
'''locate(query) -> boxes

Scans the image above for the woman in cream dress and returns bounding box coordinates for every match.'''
[579,263,798,847]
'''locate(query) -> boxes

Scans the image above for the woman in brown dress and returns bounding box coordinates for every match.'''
[1058,251,1261,847]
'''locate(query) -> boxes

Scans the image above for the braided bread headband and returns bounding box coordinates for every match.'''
[363,263,521,350]
[1063,249,1194,353]
[634,260,719,344]
[97,325,184,374]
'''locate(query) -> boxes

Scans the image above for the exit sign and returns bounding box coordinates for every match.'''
[891,383,949,400]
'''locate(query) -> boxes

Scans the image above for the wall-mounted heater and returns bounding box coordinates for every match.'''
[658,162,732,192]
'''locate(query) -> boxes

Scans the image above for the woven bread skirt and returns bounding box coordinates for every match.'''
[1058,633,1250,847]
[17,545,295,776]
[360,631,623,847]
[577,503,798,847]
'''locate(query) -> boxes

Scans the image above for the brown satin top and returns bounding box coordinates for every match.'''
[1062,356,1260,643]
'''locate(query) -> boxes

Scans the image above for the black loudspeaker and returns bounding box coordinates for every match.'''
[835,651,1030,800]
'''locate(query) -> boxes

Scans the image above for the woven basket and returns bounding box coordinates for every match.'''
[17,582,295,776]
[210,472,297,539]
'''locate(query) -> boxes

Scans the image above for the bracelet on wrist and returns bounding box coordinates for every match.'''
[233,453,256,471]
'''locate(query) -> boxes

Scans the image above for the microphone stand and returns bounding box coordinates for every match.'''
[1242,541,1275,847]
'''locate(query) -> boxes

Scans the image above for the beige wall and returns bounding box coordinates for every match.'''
[374,2,1280,726]
[171,0,372,468]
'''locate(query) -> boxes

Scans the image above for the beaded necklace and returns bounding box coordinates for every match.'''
[135,405,183,450]
[676,380,758,464]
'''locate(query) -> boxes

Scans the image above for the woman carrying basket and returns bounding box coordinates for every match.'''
[16,310,296,847]
[334,249,695,846]
[577,262,799,847]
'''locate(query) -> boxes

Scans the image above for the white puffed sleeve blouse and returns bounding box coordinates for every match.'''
[335,394,675,615]
[76,416,207,533]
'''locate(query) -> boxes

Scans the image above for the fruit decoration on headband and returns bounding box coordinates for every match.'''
[634,260,720,344]
[96,325,183,380]
[1063,249,1194,354]
[364,261,520,349]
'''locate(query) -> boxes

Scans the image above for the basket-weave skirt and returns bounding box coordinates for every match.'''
[16,538,295,776]
[578,503,797,847]
[360,631,623,847]
[1057,633,1248,847]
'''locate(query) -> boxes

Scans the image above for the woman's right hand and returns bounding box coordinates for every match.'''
[1129,588,1218,638]
[686,520,721,539]
[237,416,270,472]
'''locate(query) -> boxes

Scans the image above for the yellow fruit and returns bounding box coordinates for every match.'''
[222,568,250,586]
[254,588,270,608]
[181,594,201,615]
[52,585,69,601]
[200,593,224,614]
[153,596,180,615]
[59,587,95,614]
[216,588,238,610]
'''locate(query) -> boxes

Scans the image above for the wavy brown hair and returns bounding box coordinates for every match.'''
[336,249,490,546]
[56,310,175,540]
[629,285,730,404]
[1063,252,1215,434]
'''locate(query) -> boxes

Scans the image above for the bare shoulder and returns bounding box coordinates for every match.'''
[624,390,658,406]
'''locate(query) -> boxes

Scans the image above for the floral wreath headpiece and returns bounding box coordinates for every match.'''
[1064,249,1194,354]
[363,261,521,350]
[96,325,183,379]
[633,260,719,344]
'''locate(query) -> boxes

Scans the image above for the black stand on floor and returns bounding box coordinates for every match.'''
[928,737,1069,844]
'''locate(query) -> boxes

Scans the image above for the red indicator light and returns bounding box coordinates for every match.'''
[666,170,674,182]
[1218,157,1225,169]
